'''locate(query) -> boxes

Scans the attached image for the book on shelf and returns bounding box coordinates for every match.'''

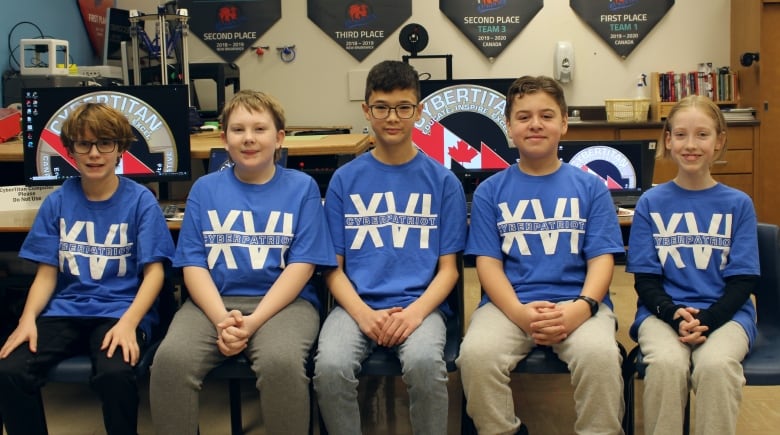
[721,107,756,121]
[655,69,737,103]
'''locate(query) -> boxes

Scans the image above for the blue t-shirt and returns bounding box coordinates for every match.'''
[19,177,175,339]
[626,181,759,345]
[467,163,625,306]
[174,165,337,309]
[325,151,467,310]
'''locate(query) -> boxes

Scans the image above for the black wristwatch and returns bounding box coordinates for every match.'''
[576,295,599,317]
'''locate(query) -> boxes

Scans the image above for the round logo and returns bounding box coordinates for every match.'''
[568,145,636,189]
[413,84,513,170]
[36,90,178,179]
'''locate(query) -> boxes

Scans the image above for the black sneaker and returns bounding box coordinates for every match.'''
[516,422,529,435]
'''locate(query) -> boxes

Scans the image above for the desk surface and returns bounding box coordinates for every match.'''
[0,208,182,233]
[189,132,370,159]
[0,209,38,232]
[0,132,371,163]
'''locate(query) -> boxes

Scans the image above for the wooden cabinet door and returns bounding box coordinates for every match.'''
[757,3,780,224]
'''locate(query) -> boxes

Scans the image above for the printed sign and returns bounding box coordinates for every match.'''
[178,0,280,63]
[570,0,675,58]
[308,0,411,62]
[0,185,58,211]
[439,0,543,59]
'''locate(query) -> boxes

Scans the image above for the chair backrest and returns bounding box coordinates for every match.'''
[756,223,780,328]
[153,276,180,340]
[450,252,465,336]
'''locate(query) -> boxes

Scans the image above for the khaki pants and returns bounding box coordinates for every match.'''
[638,317,748,435]
[458,301,625,435]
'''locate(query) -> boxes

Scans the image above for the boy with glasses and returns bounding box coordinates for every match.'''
[0,103,174,435]
[313,60,467,434]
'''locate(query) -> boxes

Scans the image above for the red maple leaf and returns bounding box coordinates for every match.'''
[448,140,479,163]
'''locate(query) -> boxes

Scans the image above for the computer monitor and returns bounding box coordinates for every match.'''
[22,85,192,186]
[557,139,658,204]
[103,8,131,67]
[413,78,517,197]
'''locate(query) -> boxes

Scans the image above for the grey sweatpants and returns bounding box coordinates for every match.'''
[149,296,319,434]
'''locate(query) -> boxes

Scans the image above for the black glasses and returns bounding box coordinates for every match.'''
[72,139,118,154]
[368,104,417,119]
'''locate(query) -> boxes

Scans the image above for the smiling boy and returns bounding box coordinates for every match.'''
[313,60,467,434]
[0,103,174,435]
[150,90,336,434]
[457,76,626,435]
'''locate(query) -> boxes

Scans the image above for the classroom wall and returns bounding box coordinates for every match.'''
[119,0,730,133]
[0,0,98,100]
[2,1,730,132]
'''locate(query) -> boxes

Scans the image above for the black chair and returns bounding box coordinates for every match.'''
[201,355,320,435]
[0,277,177,433]
[623,222,780,435]
[742,222,780,385]
[317,253,465,435]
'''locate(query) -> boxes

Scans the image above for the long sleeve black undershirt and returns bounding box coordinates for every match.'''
[634,273,758,335]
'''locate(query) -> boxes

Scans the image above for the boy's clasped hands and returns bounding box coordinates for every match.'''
[516,301,590,346]
[216,310,252,356]
[356,306,424,347]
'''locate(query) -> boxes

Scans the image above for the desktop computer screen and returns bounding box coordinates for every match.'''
[21,85,191,186]
[557,139,658,206]
[103,7,131,67]
[413,78,517,197]
[207,147,289,173]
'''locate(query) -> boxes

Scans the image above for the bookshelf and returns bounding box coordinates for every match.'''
[649,71,738,121]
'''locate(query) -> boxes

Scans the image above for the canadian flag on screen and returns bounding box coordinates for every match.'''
[413,120,510,170]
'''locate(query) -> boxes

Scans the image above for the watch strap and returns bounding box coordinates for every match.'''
[576,295,599,317]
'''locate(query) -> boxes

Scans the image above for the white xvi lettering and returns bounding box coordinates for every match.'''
[58,219,132,279]
[204,209,294,270]
[345,192,437,249]
[497,198,584,255]
[651,212,732,270]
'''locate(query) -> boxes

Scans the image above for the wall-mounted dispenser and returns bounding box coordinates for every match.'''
[554,41,574,83]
